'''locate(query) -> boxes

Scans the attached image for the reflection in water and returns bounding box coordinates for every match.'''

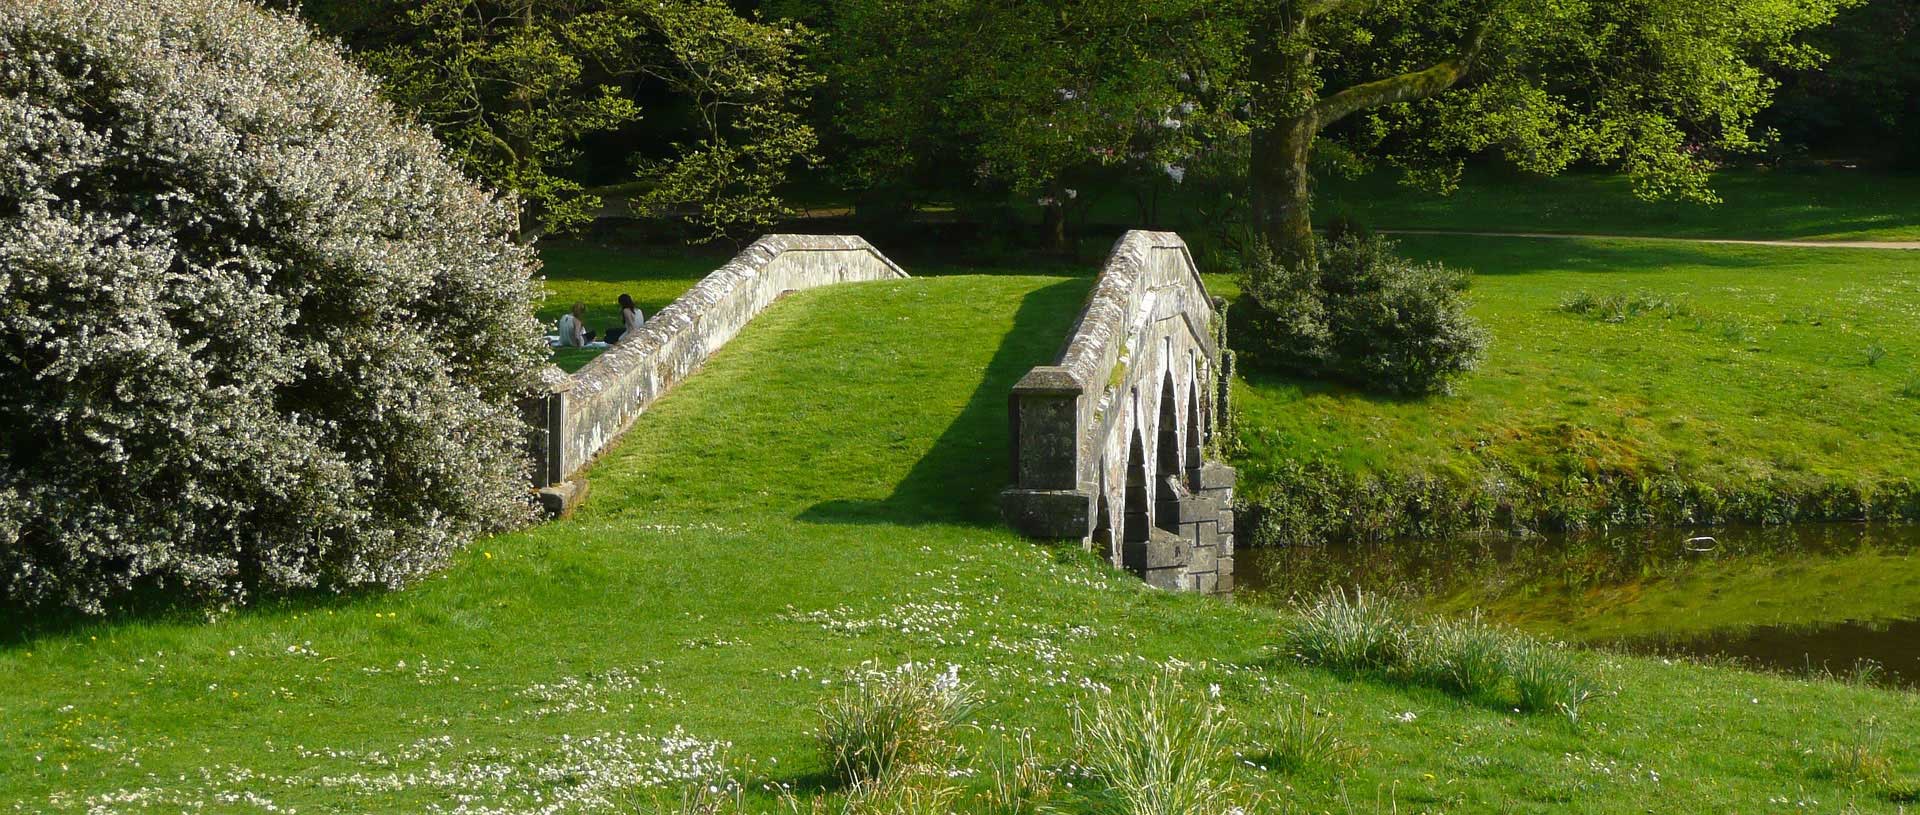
[1237,523,1920,687]
[1618,618,1920,687]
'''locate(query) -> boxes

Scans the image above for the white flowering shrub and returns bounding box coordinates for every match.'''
[0,0,549,613]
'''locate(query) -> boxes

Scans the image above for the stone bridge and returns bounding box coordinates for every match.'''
[523,234,905,513]
[1001,231,1237,593]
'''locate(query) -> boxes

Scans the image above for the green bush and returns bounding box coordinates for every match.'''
[0,0,548,613]
[1241,233,1486,396]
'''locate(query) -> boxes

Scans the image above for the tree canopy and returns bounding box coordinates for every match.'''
[309,0,818,241]
[802,0,1855,266]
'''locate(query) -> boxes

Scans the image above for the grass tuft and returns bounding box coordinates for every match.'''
[1506,639,1597,724]
[817,662,977,788]
[1284,590,1599,722]
[1560,290,1691,323]
[980,729,1058,815]
[1074,673,1246,815]
[1244,697,1360,773]
[1282,588,1411,673]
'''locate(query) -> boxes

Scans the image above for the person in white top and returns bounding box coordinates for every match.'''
[614,293,643,344]
[556,302,591,347]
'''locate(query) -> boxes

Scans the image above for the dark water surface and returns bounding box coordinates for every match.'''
[1237,523,1920,687]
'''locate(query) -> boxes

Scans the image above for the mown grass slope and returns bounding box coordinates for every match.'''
[4,264,1918,813]
[1315,167,1920,242]
[1233,236,1920,542]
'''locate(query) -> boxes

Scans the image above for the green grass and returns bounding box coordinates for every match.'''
[1233,236,1920,538]
[5,252,1920,812]
[1316,167,1920,242]
[535,242,720,369]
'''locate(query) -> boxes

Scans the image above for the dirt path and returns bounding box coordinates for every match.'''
[1384,228,1920,250]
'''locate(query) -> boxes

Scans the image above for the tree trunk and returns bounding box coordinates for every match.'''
[1246,3,1320,273]
[1250,112,1319,272]
[1041,201,1069,253]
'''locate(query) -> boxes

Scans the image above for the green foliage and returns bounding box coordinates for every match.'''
[333,0,817,239]
[1242,233,1486,396]
[1765,0,1920,167]
[799,0,1245,234]
[625,2,821,243]
[1301,0,1859,202]
[0,0,546,614]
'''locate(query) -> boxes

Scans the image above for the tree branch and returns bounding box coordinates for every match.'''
[1312,18,1491,126]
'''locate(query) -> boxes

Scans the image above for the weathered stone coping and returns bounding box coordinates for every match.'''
[1005,231,1219,499]
[1001,230,1235,593]
[524,234,906,504]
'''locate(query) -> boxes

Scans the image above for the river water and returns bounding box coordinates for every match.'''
[1236,523,1920,687]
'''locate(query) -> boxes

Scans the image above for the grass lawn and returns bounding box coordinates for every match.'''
[1232,235,1920,543]
[535,243,722,371]
[4,256,1919,813]
[1315,166,1920,242]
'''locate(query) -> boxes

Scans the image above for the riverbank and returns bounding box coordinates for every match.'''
[1229,234,1920,548]
[1239,523,1920,685]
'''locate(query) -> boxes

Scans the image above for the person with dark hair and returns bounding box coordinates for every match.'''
[606,293,644,344]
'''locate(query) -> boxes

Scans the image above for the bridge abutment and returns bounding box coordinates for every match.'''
[1002,231,1237,594]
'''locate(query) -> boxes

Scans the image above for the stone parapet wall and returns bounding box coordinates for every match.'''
[1001,231,1236,594]
[525,235,906,499]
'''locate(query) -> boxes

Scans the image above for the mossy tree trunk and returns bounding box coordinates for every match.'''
[1247,3,1489,273]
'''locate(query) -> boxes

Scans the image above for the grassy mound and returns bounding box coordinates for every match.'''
[1232,236,1920,545]
[3,258,1917,812]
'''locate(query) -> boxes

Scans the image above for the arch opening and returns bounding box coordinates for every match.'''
[1156,371,1183,534]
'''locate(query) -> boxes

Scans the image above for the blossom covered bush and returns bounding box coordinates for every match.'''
[0,0,549,613]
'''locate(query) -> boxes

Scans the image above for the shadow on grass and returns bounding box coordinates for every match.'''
[798,277,1092,528]
[1397,234,1787,276]
[0,580,392,651]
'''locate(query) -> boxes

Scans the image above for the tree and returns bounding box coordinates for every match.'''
[1,0,547,613]
[312,0,819,241]
[806,0,1244,250]
[1763,0,1920,167]
[1245,0,1856,271]
[807,0,1853,267]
